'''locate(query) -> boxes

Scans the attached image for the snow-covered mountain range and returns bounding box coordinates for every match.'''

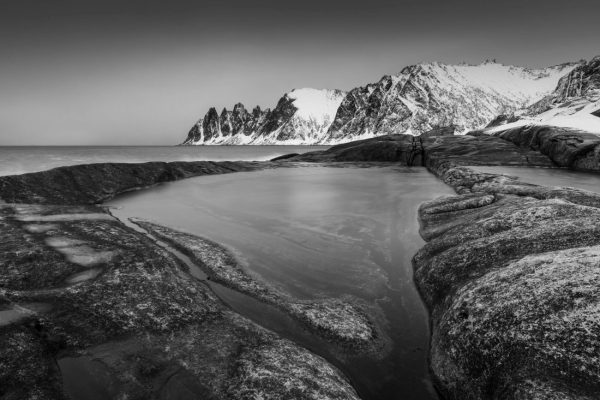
[181,60,585,145]
[183,89,346,145]
[484,56,600,135]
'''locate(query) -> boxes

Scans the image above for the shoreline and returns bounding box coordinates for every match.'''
[1,129,599,399]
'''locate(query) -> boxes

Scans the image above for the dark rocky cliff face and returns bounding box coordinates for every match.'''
[182,94,304,145]
[202,107,221,142]
[183,61,573,145]
[182,89,346,144]
[549,57,600,101]
[182,104,272,144]
[261,95,297,141]
[527,57,600,116]
[322,62,573,141]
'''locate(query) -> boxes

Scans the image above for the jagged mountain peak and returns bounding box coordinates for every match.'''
[323,60,577,143]
[182,87,346,145]
[181,59,582,145]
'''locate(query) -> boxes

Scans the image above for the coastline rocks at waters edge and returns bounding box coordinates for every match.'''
[2,129,600,399]
[0,161,262,204]
[279,133,555,168]
[281,131,600,398]
[414,174,600,399]
[492,126,600,172]
[0,164,359,400]
[131,219,382,351]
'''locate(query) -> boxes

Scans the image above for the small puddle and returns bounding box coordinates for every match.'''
[469,165,600,194]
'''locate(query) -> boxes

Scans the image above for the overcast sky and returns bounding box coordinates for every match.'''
[1,0,598,145]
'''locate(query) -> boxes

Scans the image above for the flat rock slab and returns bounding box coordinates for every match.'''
[0,161,264,204]
[132,219,382,350]
[0,203,359,400]
[492,125,600,172]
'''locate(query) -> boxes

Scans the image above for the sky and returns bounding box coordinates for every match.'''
[0,0,598,145]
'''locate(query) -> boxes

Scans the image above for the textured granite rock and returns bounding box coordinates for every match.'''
[0,161,262,205]
[275,132,600,397]
[4,132,600,400]
[132,219,380,349]
[0,204,360,400]
[414,162,600,399]
[492,125,600,172]
[282,134,556,169]
[281,135,424,164]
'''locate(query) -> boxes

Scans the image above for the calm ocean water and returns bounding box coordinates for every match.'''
[0,146,328,176]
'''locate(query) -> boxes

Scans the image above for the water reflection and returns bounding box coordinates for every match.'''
[108,165,454,400]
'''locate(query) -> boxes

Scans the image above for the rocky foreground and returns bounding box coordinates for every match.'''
[0,162,361,400]
[1,130,600,399]
[282,130,600,399]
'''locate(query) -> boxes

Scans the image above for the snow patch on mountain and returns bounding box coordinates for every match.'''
[324,61,578,142]
[486,98,600,135]
[182,60,579,145]
[484,57,600,135]
[287,88,345,127]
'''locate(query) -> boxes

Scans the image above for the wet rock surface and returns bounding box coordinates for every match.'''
[492,125,600,172]
[282,132,600,398]
[0,162,361,400]
[0,161,262,204]
[280,133,555,168]
[415,160,600,397]
[131,219,381,349]
[276,135,424,163]
[0,203,360,400]
[3,133,600,399]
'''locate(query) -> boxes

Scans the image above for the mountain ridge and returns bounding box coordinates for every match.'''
[483,56,600,135]
[181,59,582,145]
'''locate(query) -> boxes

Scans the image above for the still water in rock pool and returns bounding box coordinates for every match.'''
[469,165,600,194]
[107,165,455,400]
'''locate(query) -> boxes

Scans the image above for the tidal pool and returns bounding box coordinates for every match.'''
[469,165,600,194]
[108,165,454,400]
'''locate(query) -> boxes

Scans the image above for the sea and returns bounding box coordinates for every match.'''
[0,145,328,176]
